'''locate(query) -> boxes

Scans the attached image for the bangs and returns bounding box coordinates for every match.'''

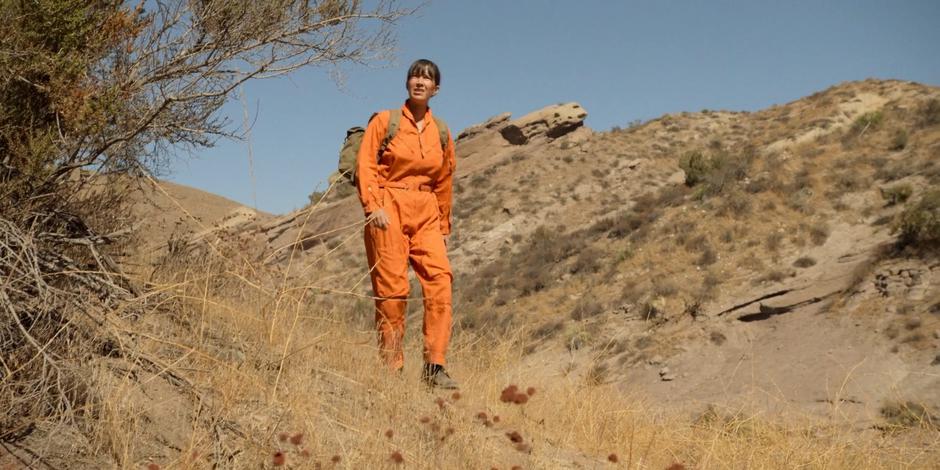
[407,59,440,85]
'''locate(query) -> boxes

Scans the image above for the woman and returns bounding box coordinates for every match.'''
[355,59,458,389]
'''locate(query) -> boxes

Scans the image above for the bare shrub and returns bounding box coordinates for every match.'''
[880,401,937,429]
[570,299,604,321]
[920,98,940,128]
[809,222,830,246]
[890,129,909,150]
[0,0,412,439]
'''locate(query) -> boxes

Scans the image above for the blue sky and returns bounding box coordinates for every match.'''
[166,0,940,214]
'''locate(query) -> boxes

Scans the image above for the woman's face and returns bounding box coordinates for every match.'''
[406,74,438,105]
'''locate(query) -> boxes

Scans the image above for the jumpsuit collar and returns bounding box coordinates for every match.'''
[401,101,433,130]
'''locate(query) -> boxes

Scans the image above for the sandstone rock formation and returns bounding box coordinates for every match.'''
[499,102,588,145]
[457,111,512,141]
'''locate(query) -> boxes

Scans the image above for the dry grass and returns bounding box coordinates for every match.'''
[12,219,931,469]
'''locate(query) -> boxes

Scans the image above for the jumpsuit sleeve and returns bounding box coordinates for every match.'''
[433,129,456,236]
[356,112,387,215]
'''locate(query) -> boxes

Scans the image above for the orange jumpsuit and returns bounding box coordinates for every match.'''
[356,103,456,370]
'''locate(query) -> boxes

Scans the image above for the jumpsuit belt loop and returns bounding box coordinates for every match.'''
[378,181,433,192]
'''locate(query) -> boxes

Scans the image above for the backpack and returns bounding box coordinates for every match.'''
[336,109,450,185]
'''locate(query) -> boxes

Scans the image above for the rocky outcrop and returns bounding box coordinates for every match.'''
[499,102,587,145]
[457,112,512,141]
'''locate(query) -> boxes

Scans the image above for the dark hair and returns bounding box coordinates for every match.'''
[407,59,440,86]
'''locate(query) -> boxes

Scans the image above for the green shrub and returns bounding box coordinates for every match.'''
[895,189,940,246]
[880,183,913,206]
[679,151,711,186]
[679,149,753,198]
[851,111,884,135]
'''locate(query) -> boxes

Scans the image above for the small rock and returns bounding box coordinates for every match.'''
[649,355,664,366]
[659,366,670,376]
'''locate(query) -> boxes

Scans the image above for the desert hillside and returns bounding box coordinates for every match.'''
[4,79,938,469]
[249,78,940,419]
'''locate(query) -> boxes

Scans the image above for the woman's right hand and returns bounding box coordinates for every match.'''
[369,208,390,229]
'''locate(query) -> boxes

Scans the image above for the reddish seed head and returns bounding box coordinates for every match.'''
[390,451,404,464]
[430,422,441,432]
[420,416,431,423]
[506,430,523,443]
[277,432,289,442]
[527,386,536,396]
[515,442,532,453]
[500,385,519,402]
[300,449,311,458]
[435,397,446,409]
[290,433,304,446]
[476,411,488,420]
[331,455,341,463]
[451,391,461,400]
[445,427,455,435]
[608,453,619,463]
[493,415,500,423]
[146,464,160,470]
[513,393,529,404]
[665,464,686,470]
[512,466,523,470]
[385,428,394,439]
[272,452,286,467]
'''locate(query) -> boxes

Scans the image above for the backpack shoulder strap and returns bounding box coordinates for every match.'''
[380,109,401,153]
[431,115,449,151]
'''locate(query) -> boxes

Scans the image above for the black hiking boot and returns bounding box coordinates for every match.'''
[422,363,459,389]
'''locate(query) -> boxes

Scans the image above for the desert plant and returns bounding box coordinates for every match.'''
[880,401,936,429]
[890,129,909,150]
[809,222,830,246]
[880,183,913,206]
[0,0,411,440]
[679,151,711,186]
[679,148,754,198]
[895,189,940,247]
[851,110,884,135]
[793,256,817,268]
[570,299,604,321]
[920,98,940,128]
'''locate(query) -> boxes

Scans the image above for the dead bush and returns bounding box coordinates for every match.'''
[920,98,940,128]
[809,222,830,246]
[570,299,604,321]
[880,401,937,429]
